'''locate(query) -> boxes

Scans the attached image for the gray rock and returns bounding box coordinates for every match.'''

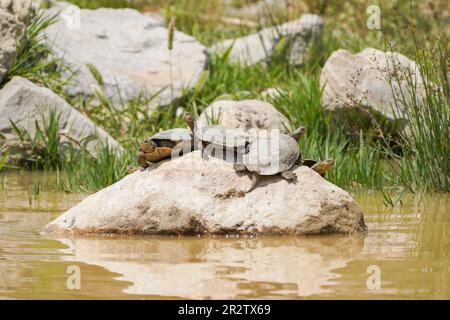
[0,0,41,21]
[321,48,426,134]
[0,8,25,84]
[209,14,323,66]
[42,151,366,235]
[197,99,292,133]
[43,5,208,107]
[0,76,122,156]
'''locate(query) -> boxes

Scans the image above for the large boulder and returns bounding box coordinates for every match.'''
[209,14,323,66]
[197,99,292,133]
[44,4,208,107]
[321,48,426,135]
[0,8,25,84]
[0,76,121,156]
[43,151,366,235]
[0,0,41,21]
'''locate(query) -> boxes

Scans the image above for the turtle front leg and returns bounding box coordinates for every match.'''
[281,171,297,183]
[137,151,149,168]
[246,174,260,193]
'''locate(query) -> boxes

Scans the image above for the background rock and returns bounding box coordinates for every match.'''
[0,8,25,84]
[0,76,122,156]
[43,151,366,236]
[321,48,426,135]
[197,99,292,133]
[0,0,41,21]
[209,14,323,66]
[44,5,208,108]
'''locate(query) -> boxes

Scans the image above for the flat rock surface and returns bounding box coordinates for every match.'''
[43,151,366,236]
[197,99,292,133]
[44,5,208,107]
[0,76,122,156]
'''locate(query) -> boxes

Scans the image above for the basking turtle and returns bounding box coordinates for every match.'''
[184,111,251,161]
[234,126,307,192]
[138,128,193,168]
[303,158,335,177]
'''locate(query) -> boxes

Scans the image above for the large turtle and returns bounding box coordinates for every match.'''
[302,158,335,177]
[234,126,307,192]
[138,128,193,168]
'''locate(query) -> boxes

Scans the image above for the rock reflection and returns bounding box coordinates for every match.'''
[55,235,364,299]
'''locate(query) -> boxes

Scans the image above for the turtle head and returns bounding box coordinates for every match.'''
[290,126,307,141]
[140,139,156,153]
[183,112,196,133]
[320,158,335,173]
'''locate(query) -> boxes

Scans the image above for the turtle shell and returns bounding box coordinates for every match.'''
[151,128,192,146]
[302,159,318,168]
[243,133,299,176]
[195,125,251,149]
[141,128,193,163]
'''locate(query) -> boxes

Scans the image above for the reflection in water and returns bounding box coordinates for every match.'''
[55,236,364,299]
[0,172,449,299]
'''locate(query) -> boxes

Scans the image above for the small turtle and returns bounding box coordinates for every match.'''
[234,126,307,192]
[303,158,335,177]
[184,111,251,161]
[138,128,193,167]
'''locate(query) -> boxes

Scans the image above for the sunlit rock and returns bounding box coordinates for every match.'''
[209,14,323,66]
[43,151,366,236]
[321,48,426,135]
[44,4,208,108]
[197,99,292,133]
[0,76,122,157]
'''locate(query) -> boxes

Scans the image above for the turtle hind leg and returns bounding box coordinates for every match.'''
[281,171,297,183]
[246,174,260,193]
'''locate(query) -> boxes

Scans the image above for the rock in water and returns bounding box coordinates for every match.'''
[0,76,122,156]
[0,8,25,84]
[197,99,292,133]
[209,14,323,66]
[44,5,208,107]
[321,48,426,135]
[42,151,366,236]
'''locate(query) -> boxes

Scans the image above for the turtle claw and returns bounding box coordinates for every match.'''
[281,171,297,183]
[246,174,260,193]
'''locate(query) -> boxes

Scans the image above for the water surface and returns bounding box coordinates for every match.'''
[0,172,449,299]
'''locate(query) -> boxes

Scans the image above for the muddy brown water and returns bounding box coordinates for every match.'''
[0,172,449,299]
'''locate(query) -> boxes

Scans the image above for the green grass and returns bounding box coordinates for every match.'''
[384,32,449,192]
[3,110,133,192]
[0,1,447,194]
